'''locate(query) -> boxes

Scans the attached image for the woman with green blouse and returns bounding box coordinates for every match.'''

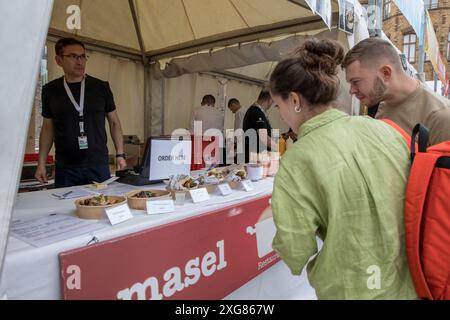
[269,39,417,300]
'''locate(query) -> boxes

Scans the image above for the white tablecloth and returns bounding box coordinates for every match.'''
[5,177,316,300]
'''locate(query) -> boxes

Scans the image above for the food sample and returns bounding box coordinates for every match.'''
[206,168,225,181]
[167,174,202,191]
[80,194,120,206]
[225,167,247,182]
[133,191,156,198]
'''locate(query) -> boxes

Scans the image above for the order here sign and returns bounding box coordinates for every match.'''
[59,195,279,300]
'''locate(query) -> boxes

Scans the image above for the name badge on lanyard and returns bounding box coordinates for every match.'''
[64,77,88,150]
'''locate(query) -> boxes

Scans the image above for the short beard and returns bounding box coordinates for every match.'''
[368,76,387,107]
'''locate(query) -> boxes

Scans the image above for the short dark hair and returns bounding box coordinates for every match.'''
[201,94,216,105]
[342,37,402,70]
[270,38,343,106]
[257,90,271,102]
[55,38,85,56]
[228,98,240,107]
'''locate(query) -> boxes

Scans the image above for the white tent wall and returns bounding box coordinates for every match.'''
[162,72,289,136]
[156,27,355,139]
[0,0,54,299]
[46,41,145,152]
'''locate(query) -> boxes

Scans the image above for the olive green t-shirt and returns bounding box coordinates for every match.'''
[376,82,450,145]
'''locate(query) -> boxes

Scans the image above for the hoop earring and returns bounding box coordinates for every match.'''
[294,105,302,113]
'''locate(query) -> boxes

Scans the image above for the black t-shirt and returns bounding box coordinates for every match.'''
[42,75,116,168]
[242,105,272,162]
[367,103,380,118]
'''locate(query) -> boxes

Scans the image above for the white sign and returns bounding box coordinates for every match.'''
[146,200,175,215]
[189,188,210,203]
[217,183,233,196]
[105,204,133,225]
[149,139,192,181]
[338,0,354,35]
[241,180,254,192]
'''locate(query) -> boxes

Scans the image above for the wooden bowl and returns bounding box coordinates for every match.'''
[75,195,127,219]
[126,189,172,210]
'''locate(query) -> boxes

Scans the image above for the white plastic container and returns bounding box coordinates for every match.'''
[247,164,264,181]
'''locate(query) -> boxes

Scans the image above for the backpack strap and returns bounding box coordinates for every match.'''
[381,119,422,164]
[381,119,413,146]
[410,124,429,162]
[404,151,441,300]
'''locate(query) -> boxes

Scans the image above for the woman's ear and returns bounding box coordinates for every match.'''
[290,92,302,107]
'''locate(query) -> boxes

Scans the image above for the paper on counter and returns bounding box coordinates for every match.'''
[100,182,142,196]
[10,214,108,247]
[51,188,99,200]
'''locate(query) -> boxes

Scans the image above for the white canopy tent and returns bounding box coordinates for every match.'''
[0,0,370,299]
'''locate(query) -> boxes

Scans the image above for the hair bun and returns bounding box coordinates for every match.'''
[296,39,344,75]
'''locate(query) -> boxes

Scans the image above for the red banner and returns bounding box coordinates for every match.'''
[60,195,280,299]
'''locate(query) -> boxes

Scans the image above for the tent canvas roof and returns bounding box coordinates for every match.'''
[48,0,339,60]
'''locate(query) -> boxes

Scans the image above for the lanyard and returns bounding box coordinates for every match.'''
[64,77,85,134]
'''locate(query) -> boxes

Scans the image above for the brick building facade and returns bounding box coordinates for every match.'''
[359,0,450,82]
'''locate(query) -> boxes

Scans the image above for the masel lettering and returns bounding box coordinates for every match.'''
[117,240,227,300]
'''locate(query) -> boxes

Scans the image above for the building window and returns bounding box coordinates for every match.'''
[447,31,450,60]
[403,34,416,63]
[383,0,391,20]
[424,0,438,9]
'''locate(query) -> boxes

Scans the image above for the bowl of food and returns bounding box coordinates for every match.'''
[74,194,127,219]
[126,189,172,210]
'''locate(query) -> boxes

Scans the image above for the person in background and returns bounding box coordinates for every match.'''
[190,94,224,134]
[227,98,245,132]
[226,98,245,164]
[242,90,275,163]
[269,38,417,299]
[343,37,450,145]
[35,38,126,188]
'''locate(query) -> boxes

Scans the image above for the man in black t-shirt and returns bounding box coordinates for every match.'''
[242,90,275,163]
[35,38,127,188]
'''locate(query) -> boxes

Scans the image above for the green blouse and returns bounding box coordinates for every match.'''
[272,108,417,300]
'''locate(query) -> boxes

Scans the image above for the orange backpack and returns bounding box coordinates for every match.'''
[384,120,450,300]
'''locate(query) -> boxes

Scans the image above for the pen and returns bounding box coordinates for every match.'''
[52,191,73,199]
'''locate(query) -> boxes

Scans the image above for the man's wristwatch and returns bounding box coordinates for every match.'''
[116,153,127,159]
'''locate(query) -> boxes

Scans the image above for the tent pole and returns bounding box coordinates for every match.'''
[128,0,147,65]
[128,0,153,139]
[144,65,152,139]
